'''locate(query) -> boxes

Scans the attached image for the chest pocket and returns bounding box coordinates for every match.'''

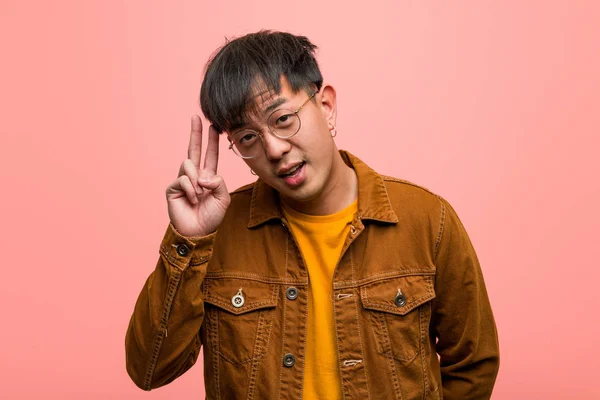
[360,274,436,362]
[202,278,279,365]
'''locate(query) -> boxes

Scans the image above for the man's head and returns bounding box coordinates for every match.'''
[200,31,344,209]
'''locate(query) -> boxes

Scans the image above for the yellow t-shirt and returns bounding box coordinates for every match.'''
[281,199,358,400]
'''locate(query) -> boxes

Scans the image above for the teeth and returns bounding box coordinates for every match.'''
[282,163,302,176]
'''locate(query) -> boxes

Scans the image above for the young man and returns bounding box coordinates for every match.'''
[125,31,499,399]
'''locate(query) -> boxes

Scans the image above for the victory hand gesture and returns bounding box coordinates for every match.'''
[166,116,231,237]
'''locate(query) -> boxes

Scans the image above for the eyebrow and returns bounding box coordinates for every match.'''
[264,97,287,114]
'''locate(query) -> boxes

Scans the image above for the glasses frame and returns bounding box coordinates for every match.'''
[228,89,319,159]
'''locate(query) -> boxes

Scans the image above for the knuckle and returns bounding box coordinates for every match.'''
[178,175,190,186]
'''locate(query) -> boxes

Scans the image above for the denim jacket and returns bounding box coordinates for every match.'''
[125,150,500,399]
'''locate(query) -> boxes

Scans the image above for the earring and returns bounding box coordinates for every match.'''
[331,125,338,137]
[250,169,257,176]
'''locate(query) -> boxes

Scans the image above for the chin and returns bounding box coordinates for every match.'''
[287,180,326,204]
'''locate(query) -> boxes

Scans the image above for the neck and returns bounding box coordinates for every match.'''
[281,151,358,216]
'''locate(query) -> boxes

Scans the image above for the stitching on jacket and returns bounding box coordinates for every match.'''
[159,245,212,268]
[362,294,434,314]
[158,249,186,271]
[332,287,349,399]
[350,246,372,399]
[298,285,308,400]
[204,272,307,284]
[378,174,399,221]
[213,306,221,399]
[143,268,182,390]
[246,309,266,399]
[204,296,276,314]
[419,305,429,398]
[375,311,404,399]
[381,175,435,195]
[230,182,255,195]
[434,196,447,260]
[277,234,290,400]
[201,282,221,398]
[335,269,435,289]
[253,284,279,359]
[190,255,212,266]
[215,349,253,365]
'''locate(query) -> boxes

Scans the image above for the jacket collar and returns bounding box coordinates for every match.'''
[247,149,398,228]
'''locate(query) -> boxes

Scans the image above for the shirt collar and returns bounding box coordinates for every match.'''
[247,149,398,228]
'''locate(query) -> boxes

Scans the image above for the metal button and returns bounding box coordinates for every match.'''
[350,225,357,235]
[232,288,245,308]
[394,289,407,307]
[286,287,299,300]
[176,243,189,257]
[283,353,295,367]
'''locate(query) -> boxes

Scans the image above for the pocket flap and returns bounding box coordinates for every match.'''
[360,274,436,316]
[203,278,279,315]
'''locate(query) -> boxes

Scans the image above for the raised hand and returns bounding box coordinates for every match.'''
[165,115,231,237]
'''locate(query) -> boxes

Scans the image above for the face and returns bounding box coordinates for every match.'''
[227,77,338,206]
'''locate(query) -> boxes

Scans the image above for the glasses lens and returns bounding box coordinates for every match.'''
[232,130,261,158]
[268,109,300,138]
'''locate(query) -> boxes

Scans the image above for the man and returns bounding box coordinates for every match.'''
[125,31,499,399]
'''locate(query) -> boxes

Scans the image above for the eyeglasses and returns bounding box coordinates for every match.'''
[228,89,318,159]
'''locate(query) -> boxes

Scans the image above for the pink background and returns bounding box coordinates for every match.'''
[1,1,599,398]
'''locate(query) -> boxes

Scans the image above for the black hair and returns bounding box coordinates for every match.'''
[200,30,323,133]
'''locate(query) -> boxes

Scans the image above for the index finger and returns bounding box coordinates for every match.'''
[188,115,203,170]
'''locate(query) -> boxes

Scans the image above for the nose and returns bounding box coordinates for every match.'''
[261,130,292,161]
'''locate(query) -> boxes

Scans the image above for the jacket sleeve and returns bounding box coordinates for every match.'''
[432,196,500,400]
[125,222,216,390]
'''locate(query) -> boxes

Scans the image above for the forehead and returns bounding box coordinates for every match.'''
[229,78,295,131]
[249,77,294,111]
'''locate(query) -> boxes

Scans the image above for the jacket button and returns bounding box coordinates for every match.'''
[283,353,295,367]
[394,290,407,307]
[286,287,298,300]
[231,289,245,308]
[176,244,189,257]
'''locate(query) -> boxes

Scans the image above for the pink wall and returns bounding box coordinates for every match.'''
[1,1,599,398]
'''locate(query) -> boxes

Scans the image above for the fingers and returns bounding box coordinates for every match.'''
[178,159,203,195]
[198,174,229,202]
[167,175,199,205]
[203,125,220,173]
[188,115,203,171]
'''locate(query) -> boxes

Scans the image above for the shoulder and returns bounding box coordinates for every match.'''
[230,181,255,196]
[380,174,445,211]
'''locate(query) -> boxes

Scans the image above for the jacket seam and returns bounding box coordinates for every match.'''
[277,234,290,400]
[362,293,435,315]
[190,255,212,266]
[375,311,404,398]
[378,174,400,221]
[350,245,371,399]
[204,297,276,314]
[419,305,429,399]
[434,196,447,260]
[204,272,307,284]
[143,267,182,390]
[381,175,435,195]
[334,270,435,288]
[212,306,221,399]
[230,182,255,195]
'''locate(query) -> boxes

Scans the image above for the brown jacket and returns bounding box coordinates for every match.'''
[125,150,499,399]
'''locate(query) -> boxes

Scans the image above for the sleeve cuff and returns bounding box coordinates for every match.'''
[159,222,217,270]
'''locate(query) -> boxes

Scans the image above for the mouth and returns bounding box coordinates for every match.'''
[278,161,305,177]
[278,161,307,187]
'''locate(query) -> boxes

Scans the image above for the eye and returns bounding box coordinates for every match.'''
[274,113,295,127]
[235,132,259,147]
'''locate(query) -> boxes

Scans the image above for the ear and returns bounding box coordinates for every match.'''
[319,83,337,130]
